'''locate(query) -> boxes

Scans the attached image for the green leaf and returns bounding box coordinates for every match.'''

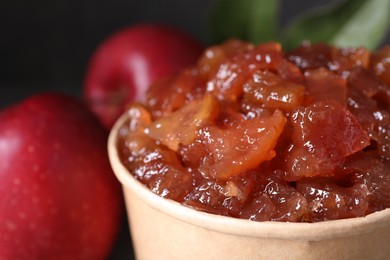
[208,0,280,45]
[282,0,390,50]
[331,0,390,49]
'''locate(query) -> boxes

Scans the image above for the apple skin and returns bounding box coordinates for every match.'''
[0,93,122,259]
[83,24,204,129]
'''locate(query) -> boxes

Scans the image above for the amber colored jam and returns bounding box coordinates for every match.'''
[117,40,390,222]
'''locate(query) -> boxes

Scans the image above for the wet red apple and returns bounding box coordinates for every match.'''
[0,93,122,259]
[83,24,204,129]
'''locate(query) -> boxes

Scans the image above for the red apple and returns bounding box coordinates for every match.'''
[0,93,122,259]
[83,24,204,129]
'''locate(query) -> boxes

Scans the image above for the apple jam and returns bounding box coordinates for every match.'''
[117,40,390,222]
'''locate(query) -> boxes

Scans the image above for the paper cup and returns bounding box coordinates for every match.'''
[108,113,390,260]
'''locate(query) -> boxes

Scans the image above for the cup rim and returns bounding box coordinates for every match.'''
[108,113,390,241]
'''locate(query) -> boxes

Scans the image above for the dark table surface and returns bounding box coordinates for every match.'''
[109,215,135,259]
[1,0,389,259]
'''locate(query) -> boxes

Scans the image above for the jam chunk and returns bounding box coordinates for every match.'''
[242,70,305,112]
[344,153,390,212]
[370,46,390,86]
[122,132,192,201]
[146,68,205,119]
[287,42,369,75]
[296,178,369,222]
[347,69,390,160]
[184,171,258,217]
[329,46,369,74]
[147,94,219,151]
[239,193,275,221]
[206,42,283,101]
[261,172,308,222]
[286,43,333,70]
[198,109,286,180]
[238,170,308,222]
[277,59,305,84]
[304,68,347,105]
[285,100,370,180]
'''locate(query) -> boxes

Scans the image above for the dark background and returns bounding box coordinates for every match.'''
[1,0,389,108]
[0,0,389,259]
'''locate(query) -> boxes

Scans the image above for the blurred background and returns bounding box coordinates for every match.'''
[2,0,389,110]
[0,0,389,259]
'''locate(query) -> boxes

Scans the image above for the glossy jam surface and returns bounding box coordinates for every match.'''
[117,40,390,222]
